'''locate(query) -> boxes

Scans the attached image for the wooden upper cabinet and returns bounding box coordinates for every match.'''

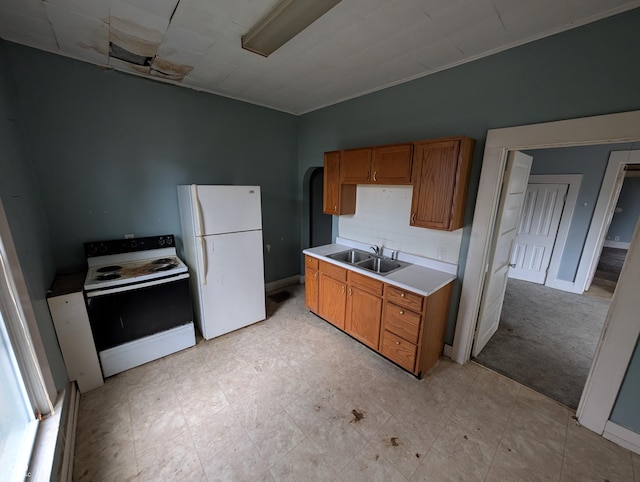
[340,144,413,184]
[410,136,475,231]
[340,148,371,184]
[371,144,413,184]
[323,151,356,215]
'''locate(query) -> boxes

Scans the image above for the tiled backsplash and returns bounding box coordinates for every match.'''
[338,185,463,265]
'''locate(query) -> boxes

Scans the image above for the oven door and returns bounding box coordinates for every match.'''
[85,274,193,352]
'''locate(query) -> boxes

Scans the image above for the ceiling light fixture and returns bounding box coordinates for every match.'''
[242,0,342,57]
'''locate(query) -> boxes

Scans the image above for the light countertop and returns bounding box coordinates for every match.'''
[303,243,456,297]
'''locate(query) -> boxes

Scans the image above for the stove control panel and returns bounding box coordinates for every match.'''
[85,234,175,258]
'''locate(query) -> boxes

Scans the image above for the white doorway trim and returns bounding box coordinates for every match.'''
[582,151,640,291]
[525,174,582,291]
[452,109,640,438]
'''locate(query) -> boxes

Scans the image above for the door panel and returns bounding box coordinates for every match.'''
[508,183,568,284]
[473,151,533,357]
[195,185,262,235]
[199,230,266,339]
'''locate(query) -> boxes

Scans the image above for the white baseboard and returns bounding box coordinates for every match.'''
[61,383,79,482]
[545,278,583,294]
[603,240,631,249]
[265,275,302,293]
[443,344,453,358]
[603,420,640,455]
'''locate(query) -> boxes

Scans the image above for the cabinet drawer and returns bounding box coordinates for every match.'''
[305,255,319,270]
[320,260,347,282]
[381,330,417,372]
[384,303,420,344]
[349,271,384,296]
[386,285,424,312]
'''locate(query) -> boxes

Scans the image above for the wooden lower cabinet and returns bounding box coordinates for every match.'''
[318,261,347,330]
[380,330,417,372]
[345,272,383,350]
[304,255,319,312]
[305,255,453,378]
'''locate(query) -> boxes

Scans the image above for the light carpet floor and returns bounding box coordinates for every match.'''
[474,278,610,409]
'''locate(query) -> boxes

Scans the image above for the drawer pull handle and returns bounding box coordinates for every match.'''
[399,310,404,315]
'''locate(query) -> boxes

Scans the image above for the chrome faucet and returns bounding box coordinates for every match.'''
[370,245,382,257]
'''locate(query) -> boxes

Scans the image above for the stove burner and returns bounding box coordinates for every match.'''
[96,273,121,281]
[97,265,122,273]
[153,263,177,272]
[152,258,174,264]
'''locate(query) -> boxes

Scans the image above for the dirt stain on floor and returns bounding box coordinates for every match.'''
[351,409,365,423]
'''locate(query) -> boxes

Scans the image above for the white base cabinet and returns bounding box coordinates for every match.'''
[47,274,103,393]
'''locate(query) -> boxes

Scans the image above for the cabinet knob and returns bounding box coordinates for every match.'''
[399,310,404,315]
[334,205,337,211]
[395,341,400,345]
[400,293,405,298]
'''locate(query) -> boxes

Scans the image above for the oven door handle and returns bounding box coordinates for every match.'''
[85,273,190,298]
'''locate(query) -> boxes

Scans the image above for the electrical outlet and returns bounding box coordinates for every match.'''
[437,247,447,260]
[615,236,620,241]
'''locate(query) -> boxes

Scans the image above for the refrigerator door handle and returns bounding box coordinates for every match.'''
[199,237,208,286]
[192,184,205,237]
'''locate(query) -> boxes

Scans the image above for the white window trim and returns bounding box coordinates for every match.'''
[0,200,55,415]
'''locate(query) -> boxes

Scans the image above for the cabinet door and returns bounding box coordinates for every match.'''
[372,144,413,184]
[323,151,356,215]
[305,268,319,312]
[318,274,346,330]
[346,286,382,350]
[410,137,474,230]
[410,138,460,230]
[341,148,372,184]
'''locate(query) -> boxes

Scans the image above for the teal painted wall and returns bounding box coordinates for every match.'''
[0,43,67,390]
[607,177,640,244]
[526,144,636,281]
[610,337,640,430]
[5,44,300,283]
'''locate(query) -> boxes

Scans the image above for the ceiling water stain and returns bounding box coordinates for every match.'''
[150,57,193,81]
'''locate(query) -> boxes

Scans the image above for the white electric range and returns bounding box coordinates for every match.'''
[83,234,195,377]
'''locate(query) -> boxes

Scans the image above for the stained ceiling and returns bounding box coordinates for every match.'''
[0,0,638,114]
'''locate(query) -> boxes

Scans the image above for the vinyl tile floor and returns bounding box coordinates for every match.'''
[73,285,639,481]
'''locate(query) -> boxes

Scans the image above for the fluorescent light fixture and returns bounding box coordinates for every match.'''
[242,0,342,57]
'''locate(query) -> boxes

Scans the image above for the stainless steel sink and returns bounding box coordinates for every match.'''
[357,257,409,275]
[328,249,372,264]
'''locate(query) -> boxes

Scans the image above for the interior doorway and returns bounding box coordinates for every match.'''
[309,167,332,247]
[473,150,640,410]
[453,112,640,439]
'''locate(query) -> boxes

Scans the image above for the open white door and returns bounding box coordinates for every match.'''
[584,167,626,291]
[508,183,568,284]
[472,151,533,357]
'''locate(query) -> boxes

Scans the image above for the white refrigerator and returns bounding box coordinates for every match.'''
[177,185,266,339]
